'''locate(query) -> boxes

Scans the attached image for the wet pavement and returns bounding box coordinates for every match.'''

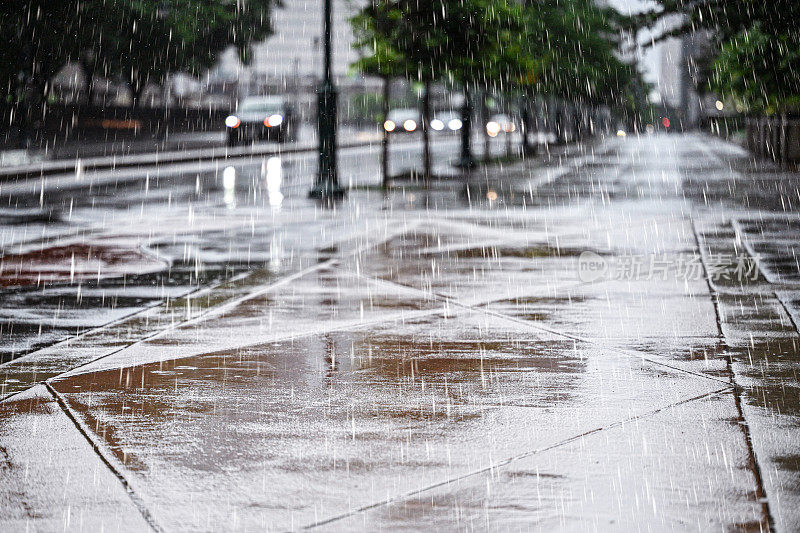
[0,132,798,531]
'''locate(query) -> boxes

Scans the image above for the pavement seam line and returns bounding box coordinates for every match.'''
[0,261,336,402]
[692,217,800,295]
[334,266,734,387]
[21,259,339,384]
[0,270,254,370]
[0,260,338,402]
[300,387,733,530]
[775,291,800,334]
[43,382,165,533]
[690,218,726,339]
[53,218,418,376]
[690,170,775,531]
[731,216,800,288]
[0,219,418,395]
[53,306,455,380]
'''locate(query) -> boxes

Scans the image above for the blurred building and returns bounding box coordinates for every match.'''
[208,0,380,118]
[658,28,716,129]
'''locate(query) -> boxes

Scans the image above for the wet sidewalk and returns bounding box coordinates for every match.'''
[1,133,798,531]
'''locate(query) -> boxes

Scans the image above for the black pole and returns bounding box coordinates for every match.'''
[421,81,432,184]
[482,91,490,162]
[381,76,390,188]
[309,0,345,199]
[457,85,476,168]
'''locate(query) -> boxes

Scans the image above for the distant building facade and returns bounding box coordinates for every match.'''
[210,1,375,90]
[658,24,716,128]
[208,0,383,118]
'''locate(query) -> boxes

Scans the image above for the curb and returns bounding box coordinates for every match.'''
[0,138,382,182]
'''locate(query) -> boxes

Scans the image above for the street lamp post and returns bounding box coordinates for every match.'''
[457,86,476,168]
[309,0,346,200]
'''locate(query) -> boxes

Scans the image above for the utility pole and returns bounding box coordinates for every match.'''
[457,86,476,168]
[309,0,346,200]
[381,76,390,188]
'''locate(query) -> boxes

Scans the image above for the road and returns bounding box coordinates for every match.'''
[1,132,799,531]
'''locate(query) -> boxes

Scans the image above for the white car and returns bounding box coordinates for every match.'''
[225,96,298,145]
[430,111,463,131]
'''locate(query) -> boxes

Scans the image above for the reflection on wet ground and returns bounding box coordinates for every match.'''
[51,311,739,530]
[1,133,799,530]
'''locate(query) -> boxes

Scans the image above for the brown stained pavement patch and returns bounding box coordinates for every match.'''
[695,213,800,531]
[0,243,167,287]
[320,391,765,532]
[1,134,793,531]
[47,301,733,531]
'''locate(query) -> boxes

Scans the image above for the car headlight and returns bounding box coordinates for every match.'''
[403,119,417,132]
[486,121,501,137]
[265,114,283,127]
[430,119,444,131]
[384,120,396,132]
[502,123,515,132]
[225,115,241,128]
[448,118,462,130]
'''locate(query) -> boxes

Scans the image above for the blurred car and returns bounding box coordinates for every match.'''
[486,114,516,137]
[384,108,421,133]
[430,111,463,132]
[225,96,297,145]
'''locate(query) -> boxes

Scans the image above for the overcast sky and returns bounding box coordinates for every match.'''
[607,0,662,84]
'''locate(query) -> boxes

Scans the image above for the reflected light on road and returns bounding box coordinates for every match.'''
[222,166,236,208]
[265,156,283,208]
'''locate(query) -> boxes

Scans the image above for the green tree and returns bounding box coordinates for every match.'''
[352,0,646,174]
[2,0,279,143]
[515,0,644,130]
[709,26,800,113]
[76,0,278,106]
[638,0,800,113]
[1,1,81,143]
[351,0,525,179]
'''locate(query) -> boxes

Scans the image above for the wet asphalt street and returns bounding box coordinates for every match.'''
[1,132,799,531]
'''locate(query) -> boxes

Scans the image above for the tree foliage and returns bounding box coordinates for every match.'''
[351,0,524,87]
[517,0,641,108]
[351,0,644,108]
[639,0,800,113]
[3,0,278,107]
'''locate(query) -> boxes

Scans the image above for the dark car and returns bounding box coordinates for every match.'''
[383,108,421,134]
[225,96,297,145]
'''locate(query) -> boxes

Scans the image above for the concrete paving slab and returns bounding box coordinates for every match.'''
[0,385,153,532]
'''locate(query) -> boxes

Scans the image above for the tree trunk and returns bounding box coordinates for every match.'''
[130,77,144,108]
[458,85,475,168]
[422,81,432,185]
[520,96,536,156]
[482,92,490,162]
[381,76,390,188]
[80,58,95,106]
[506,115,512,157]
